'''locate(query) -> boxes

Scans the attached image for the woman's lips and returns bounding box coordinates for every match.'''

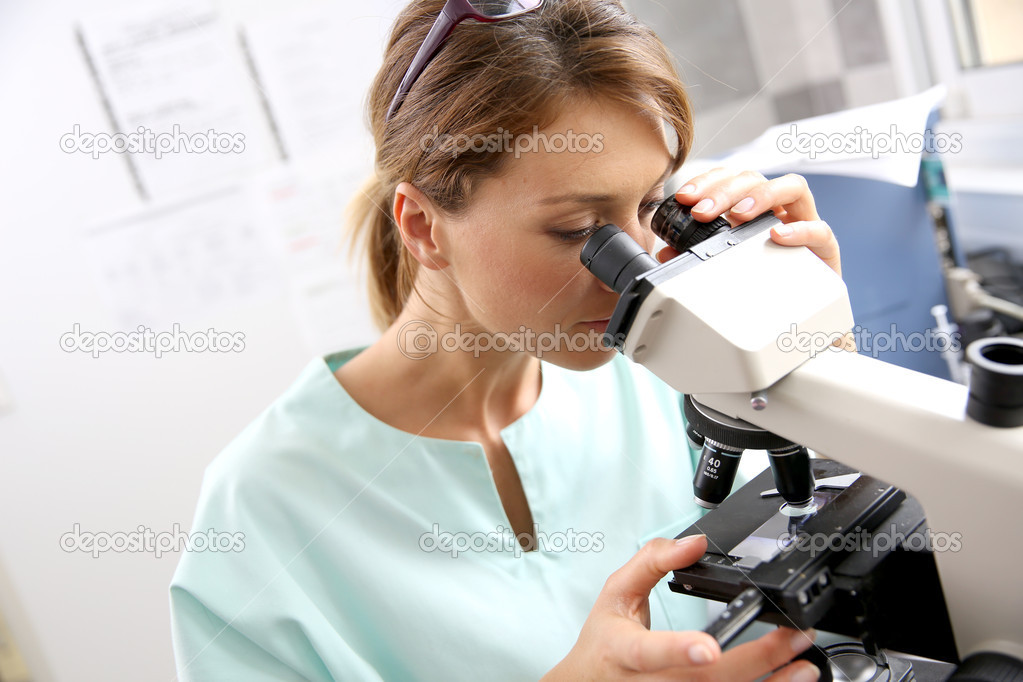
[580,318,610,333]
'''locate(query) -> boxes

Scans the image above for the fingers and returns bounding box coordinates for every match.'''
[676,169,820,226]
[612,626,722,673]
[715,627,818,681]
[676,168,766,226]
[656,246,680,263]
[604,535,708,605]
[770,220,842,276]
[765,660,824,682]
[658,207,842,275]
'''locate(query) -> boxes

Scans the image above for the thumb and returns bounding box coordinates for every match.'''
[609,534,708,603]
[656,245,680,263]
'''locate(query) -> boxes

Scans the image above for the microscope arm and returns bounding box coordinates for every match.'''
[693,349,1023,662]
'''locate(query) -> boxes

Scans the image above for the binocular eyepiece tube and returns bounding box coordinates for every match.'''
[580,196,733,293]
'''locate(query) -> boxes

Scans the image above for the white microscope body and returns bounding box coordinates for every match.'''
[585,215,1023,665]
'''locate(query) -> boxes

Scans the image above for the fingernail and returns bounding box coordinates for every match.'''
[791,663,820,682]
[678,183,697,194]
[688,643,714,665]
[732,197,755,213]
[774,224,793,237]
[692,198,714,213]
[675,534,705,547]
[791,629,816,654]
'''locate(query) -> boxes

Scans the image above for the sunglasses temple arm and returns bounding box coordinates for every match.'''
[386,10,460,121]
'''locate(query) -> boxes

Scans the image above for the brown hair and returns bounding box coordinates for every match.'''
[348,0,694,331]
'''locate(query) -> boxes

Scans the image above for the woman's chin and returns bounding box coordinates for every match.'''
[538,346,618,371]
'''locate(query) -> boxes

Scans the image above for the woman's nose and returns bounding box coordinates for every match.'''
[595,277,616,294]
[620,219,656,255]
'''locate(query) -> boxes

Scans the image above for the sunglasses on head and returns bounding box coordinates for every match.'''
[386,0,545,122]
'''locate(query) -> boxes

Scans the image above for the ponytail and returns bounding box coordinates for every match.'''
[346,173,417,331]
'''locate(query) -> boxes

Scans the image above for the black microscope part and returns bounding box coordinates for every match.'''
[651,197,732,252]
[683,394,815,508]
[669,459,960,664]
[579,224,658,294]
[704,587,765,648]
[683,394,794,451]
[965,337,1023,427]
[768,445,815,508]
[693,441,744,509]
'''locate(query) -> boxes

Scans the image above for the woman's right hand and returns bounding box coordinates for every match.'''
[541,535,821,681]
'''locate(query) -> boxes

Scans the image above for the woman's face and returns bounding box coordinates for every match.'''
[436,97,675,371]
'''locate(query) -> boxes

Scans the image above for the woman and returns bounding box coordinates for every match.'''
[171,1,841,679]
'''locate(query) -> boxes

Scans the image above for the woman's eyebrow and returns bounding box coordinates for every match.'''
[539,192,615,206]
[538,165,673,206]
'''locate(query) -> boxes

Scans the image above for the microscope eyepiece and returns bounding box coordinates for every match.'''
[579,224,659,294]
[652,197,731,253]
[580,197,735,295]
[580,196,741,298]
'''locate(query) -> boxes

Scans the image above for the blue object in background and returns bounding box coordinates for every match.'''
[780,172,952,380]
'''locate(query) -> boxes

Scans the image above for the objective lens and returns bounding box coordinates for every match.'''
[693,439,743,509]
[768,445,815,508]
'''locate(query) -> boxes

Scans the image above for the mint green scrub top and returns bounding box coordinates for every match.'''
[170,348,709,681]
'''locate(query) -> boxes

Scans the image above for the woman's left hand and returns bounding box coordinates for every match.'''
[656,168,842,277]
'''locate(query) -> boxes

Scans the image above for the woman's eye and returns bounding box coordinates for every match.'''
[554,225,601,242]
[552,199,663,241]
[640,199,663,215]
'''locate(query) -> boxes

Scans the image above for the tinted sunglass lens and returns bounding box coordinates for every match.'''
[469,0,543,18]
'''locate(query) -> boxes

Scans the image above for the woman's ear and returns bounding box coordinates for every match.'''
[393,182,450,270]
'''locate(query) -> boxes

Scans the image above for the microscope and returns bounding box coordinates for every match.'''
[581,199,1023,681]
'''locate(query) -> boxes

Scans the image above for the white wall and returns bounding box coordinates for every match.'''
[2,1,1018,680]
[0,1,402,680]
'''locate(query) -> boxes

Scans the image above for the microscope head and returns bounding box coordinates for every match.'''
[581,198,850,508]
[579,198,854,395]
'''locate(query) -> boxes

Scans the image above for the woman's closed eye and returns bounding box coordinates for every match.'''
[640,198,662,217]
[552,199,664,242]
[552,224,602,242]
